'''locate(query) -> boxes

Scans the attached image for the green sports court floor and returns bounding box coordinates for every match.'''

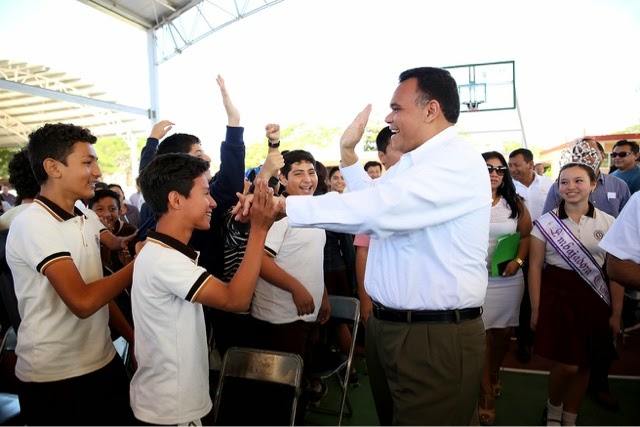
[305,337,640,426]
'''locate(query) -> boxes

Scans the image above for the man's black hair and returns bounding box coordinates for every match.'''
[398,67,460,124]
[281,150,316,179]
[8,148,39,204]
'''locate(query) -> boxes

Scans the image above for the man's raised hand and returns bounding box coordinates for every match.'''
[340,104,372,167]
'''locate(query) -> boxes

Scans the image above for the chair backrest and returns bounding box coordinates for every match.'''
[213,347,303,426]
[328,295,360,324]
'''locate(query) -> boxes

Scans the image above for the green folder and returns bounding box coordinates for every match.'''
[491,232,521,277]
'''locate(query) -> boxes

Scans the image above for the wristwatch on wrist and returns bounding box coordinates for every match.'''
[268,139,280,148]
[514,257,525,268]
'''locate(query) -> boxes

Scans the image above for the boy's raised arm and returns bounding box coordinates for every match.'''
[195,179,276,311]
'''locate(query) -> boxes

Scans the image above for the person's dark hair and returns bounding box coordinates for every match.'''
[94,182,109,191]
[157,133,201,156]
[89,189,121,210]
[8,148,39,205]
[328,166,341,180]
[508,148,534,163]
[398,67,460,124]
[108,183,123,193]
[613,139,639,154]
[482,151,523,219]
[281,150,316,179]
[138,153,210,219]
[364,161,382,172]
[27,123,97,185]
[376,126,394,153]
[314,160,329,195]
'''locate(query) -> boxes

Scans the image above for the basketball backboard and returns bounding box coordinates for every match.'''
[444,61,516,113]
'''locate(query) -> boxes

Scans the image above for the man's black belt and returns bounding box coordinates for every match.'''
[371,301,482,324]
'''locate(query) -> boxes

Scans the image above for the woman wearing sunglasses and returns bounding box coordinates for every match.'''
[478,151,532,425]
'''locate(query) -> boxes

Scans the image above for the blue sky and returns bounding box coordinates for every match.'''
[2,0,640,157]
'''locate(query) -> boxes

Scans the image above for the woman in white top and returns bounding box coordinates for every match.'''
[529,162,623,426]
[479,152,532,426]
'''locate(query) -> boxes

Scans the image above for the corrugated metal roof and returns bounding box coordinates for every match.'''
[0,59,149,148]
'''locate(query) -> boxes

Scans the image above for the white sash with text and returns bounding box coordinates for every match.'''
[534,211,610,307]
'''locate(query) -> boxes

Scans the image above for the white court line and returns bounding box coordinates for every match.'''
[502,367,640,381]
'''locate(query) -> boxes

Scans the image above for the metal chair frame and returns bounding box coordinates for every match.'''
[212,346,303,426]
[309,295,360,426]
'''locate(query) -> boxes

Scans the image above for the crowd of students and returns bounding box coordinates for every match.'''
[0,67,639,427]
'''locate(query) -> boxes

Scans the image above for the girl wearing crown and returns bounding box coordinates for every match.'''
[528,156,624,426]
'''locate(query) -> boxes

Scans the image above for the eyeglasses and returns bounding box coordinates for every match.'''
[610,151,635,158]
[487,166,508,176]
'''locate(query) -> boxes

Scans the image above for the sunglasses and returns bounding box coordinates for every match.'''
[610,151,635,158]
[487,166,508,176]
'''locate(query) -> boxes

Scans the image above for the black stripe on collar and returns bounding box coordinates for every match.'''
[147,230,198,261]
[558,201,596,219]
[35,195,85,222]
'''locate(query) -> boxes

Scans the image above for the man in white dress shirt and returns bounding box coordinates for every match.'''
[600,192,640,290]
[243,67,491,425]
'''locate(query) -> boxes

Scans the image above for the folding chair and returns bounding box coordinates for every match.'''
[309,295,360,426]
[213,346,303,426]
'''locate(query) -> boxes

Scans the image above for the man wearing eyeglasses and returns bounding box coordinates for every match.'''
[610,139,640,195]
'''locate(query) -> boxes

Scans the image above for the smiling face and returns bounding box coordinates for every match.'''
[59,142,102,200]
[182,174,216,230]
[329,170,346,193]
[385,78,431,154]
[91,195,120,229]
[612,143,637,172]
[558,165,596,206]
[281,161,317,196]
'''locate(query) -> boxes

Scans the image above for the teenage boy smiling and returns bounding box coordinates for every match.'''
[7,123,137,425]
[131,153,277,425]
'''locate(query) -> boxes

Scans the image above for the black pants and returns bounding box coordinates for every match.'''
[516,263,535,349]
[18,354,135,426]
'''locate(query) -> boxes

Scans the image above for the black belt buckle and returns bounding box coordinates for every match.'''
[372,301,481,324]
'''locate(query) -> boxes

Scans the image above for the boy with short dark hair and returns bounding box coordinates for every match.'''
[7,123,136,425]
[131,153,277,425]
[249,148,330,421]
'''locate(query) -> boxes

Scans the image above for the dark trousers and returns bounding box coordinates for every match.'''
[516,263,535,349]
[18,354,135,426]
[365,314,485,426]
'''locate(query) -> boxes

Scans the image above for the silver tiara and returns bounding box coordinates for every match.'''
[558,139,601,172]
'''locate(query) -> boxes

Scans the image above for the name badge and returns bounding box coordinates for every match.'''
[607,192,617,200]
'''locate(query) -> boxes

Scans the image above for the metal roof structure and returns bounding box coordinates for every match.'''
[0,60,149,148]
[0,0,283,150]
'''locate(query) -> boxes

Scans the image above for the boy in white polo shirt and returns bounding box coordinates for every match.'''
[6,123,137,425]
[249,149,330,423]
[131,153,277,425]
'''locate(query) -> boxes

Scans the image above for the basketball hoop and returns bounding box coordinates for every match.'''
[464,101,483,112]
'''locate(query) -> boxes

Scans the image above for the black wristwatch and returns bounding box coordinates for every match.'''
[268,140,280,148]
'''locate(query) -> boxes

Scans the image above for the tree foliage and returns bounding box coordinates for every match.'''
[245,123,342,168]
[0,148,23,181]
